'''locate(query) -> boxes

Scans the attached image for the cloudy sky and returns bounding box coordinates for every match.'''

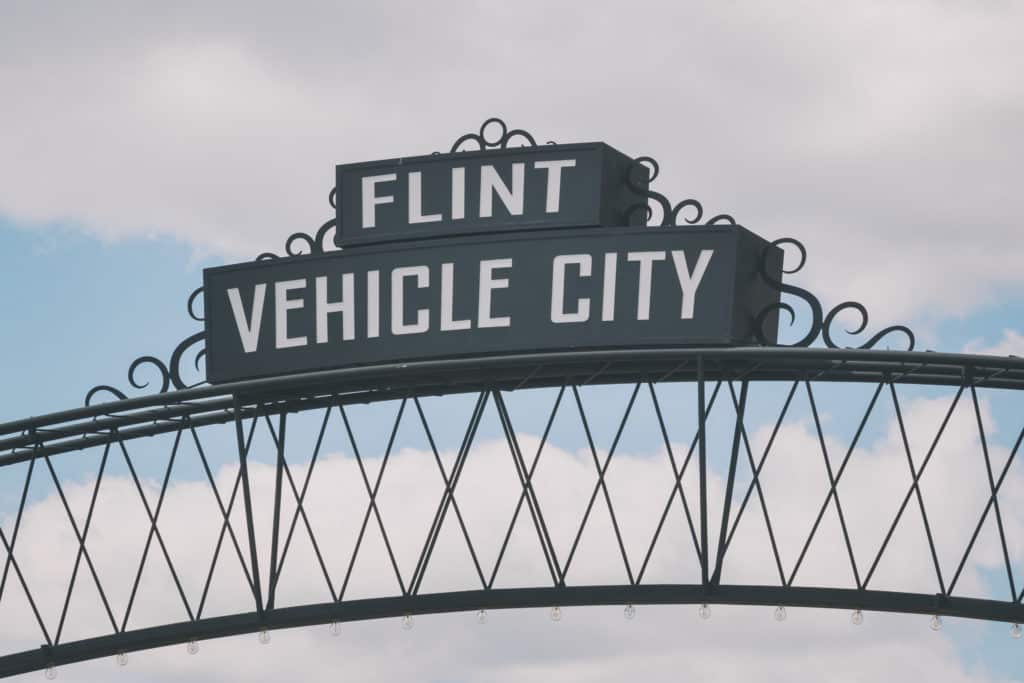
[2,1,1024,680]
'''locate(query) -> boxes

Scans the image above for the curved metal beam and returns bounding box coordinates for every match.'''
[5,346,1024,437]
[3,346,1024,676]
[2,583,1021,678]
[3,346,1024,466]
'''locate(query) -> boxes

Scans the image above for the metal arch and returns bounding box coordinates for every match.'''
[6,116,1020,675]
[0,347,1015,434]
[2,347,1024,677]
[2,585,1023,677]
[4,346,1024,463]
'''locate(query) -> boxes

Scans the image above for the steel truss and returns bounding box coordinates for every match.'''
[1,347,1024,677]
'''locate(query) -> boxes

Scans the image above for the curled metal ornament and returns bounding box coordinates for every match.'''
[625,156,736,227]
[85,332,207,405]
[754,238,915,351]
[256,219,339,261]
[88,184,340,404]
[449,117,541,153]
[187,287,204,322]
[822,303,916,351]
[83,121,911,406]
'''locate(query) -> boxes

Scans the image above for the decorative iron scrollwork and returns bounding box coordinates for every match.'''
[86,202,342,404]
[441,119,736,229]
[256,187,341,260]
[187,286,204,322]
[625,156,737,227]
[85,288,208,405]
[85,332,206,405]
[754,238,915,351]
[256,218,339,260]
[448,117,542,153]
[83,120,915,405]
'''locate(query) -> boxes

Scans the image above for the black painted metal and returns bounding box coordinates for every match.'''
[2,348,1023,677]
[3,584,1024,678]
[5,346,1024,465]
[75,118,920,407]
[4,119,1023,677]
[754,239,915,351]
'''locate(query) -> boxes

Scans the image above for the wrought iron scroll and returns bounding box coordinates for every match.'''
[84,284,208,404]
[256,218,338,260]
[625,156,737,227]
[257,187,340,260]
[85,332,206,405]
[754,238,916,350]
[447,117,543,153]
[86,189,344,402]
[444,119,737,229]
[83,119,915,404]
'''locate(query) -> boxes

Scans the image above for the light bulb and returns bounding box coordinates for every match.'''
[774,606,787,622]
[550,606,562,622]
[329,621,341,636]
[851,610,864,626]
[44,665,57,680]
[698,603,711,620]
[1011,623,1022,639]
[258,629,271,644]
[187,640,199,655]
[116,652,127,667]
[401,614,414,631]
[477,609,488,625]
[624,604,636,620]
[929,615,942,631]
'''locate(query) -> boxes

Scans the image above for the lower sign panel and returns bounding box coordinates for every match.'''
[203,227,782,384]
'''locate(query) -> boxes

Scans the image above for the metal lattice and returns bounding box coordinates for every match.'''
[3,349,1024,677]
[2,119,1021,677]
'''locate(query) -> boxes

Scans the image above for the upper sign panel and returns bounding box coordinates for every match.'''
[334,143,648,247]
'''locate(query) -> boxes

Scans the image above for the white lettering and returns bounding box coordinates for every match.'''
[315,274,355,343]
[451,167,466,221]
[275,279,308,348]
[671,249,714,319]
[534,159,576,213]
[479,164,525,218]
[478,258,512,328]
[627,251,666,321]
[392,266,430,335]
[361,174,396,229]
[408,171,442,224]
[366,270,380,338]
[551,254,591,323]
[601,253,617,322]
[441,263,471,331]
[227,285,266,353]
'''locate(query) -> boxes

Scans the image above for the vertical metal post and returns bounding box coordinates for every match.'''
[233,396,264,616]
[712,380,747,585]
[266,410,287,610]
[697,356,709,588]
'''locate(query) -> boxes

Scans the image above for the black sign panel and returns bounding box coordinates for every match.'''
[203,227,781,384]
[334,143,647,247]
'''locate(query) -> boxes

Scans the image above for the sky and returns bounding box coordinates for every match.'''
[2,1,1024,681]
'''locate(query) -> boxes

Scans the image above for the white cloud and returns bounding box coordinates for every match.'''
[964,329,1024,358]
[1,388,1022,681]
[1,2,1023,326]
